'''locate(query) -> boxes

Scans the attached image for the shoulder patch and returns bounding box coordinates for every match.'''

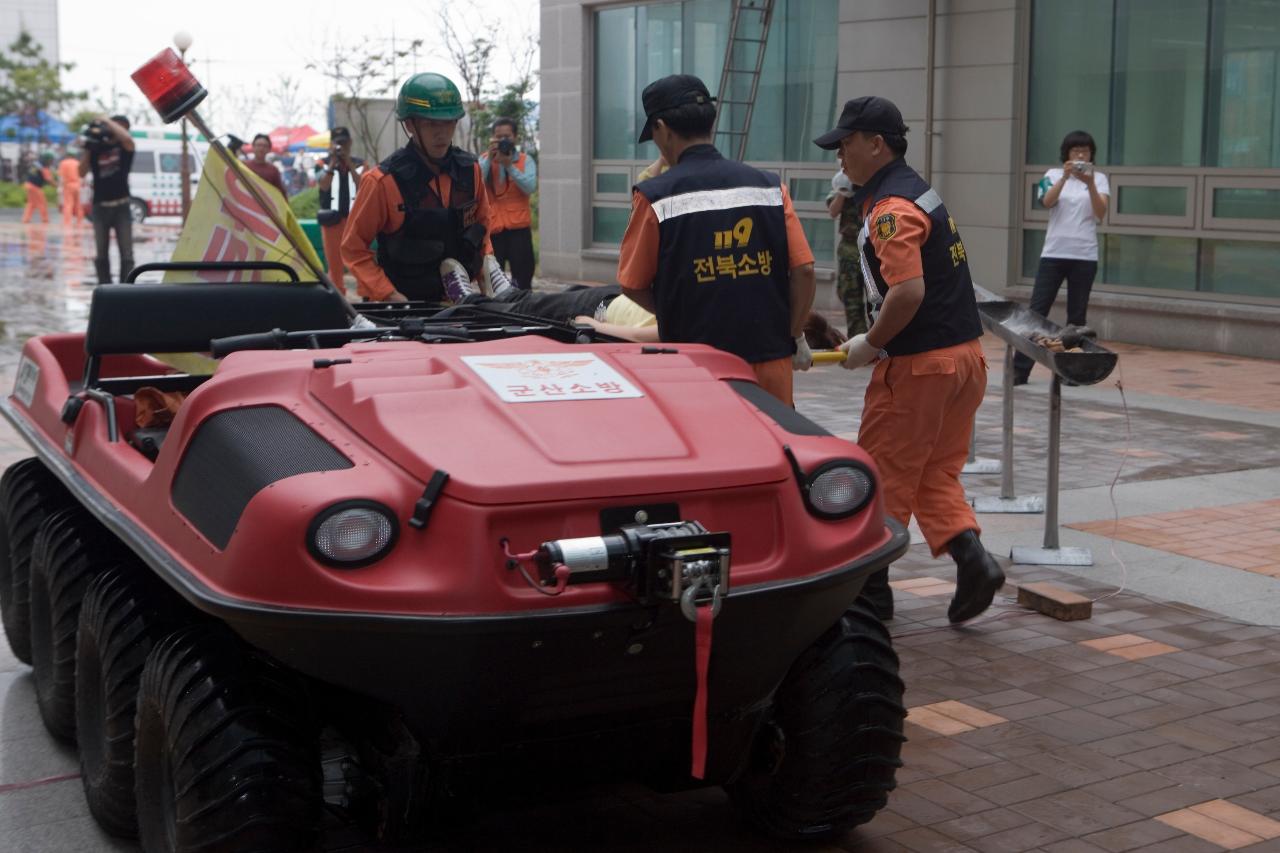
[875,212,898,241]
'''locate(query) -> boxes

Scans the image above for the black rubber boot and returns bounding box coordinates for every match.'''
[860,568,894,621]
[946,530,1005,624]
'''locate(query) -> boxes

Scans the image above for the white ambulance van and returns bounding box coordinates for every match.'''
[125,126,210,222]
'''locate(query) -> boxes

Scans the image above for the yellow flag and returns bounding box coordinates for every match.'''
[156,154,324,373]
[166,153,321,282]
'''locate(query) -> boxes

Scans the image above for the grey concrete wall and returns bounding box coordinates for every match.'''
[839,0,1022,297]
[539,0,592,283]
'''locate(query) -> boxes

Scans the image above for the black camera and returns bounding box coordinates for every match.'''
[81,120,110,152]
[497,138,517,157]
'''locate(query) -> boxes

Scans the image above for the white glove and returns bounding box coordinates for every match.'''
[839,334,880,370]
[830,170,854,198]
[792,334,812,371]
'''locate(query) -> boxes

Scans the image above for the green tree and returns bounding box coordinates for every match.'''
[0,31,85,130]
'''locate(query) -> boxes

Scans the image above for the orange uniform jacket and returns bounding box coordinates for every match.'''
[342,156,494,301]
[485,154,533,234]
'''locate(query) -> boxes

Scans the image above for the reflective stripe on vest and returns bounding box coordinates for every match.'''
[650,185,784,223]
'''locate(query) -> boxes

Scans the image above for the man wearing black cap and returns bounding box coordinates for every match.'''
[318,126,364,293]
[815,96,1004,624]
[616,74,816,406]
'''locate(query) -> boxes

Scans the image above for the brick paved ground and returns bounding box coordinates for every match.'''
[2,222,1279,851]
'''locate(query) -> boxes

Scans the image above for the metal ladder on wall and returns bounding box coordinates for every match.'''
[712,0,776,161]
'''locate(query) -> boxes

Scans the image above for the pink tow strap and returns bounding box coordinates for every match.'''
[690,603,714,779]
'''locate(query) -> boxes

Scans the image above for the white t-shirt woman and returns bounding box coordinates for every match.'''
[1013,131,1110,384]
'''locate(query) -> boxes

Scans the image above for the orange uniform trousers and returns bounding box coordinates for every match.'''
[752,357,793,407]
[22,184,49,223]
[62,185,84,225]
[321,222,349,293]
[858,338,986,557]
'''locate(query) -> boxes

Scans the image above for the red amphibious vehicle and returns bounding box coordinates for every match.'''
[0,263,908,851]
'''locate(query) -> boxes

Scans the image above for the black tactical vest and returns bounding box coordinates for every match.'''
[854,158,982,357]
[634,144,793,364]
[376,145,485,302]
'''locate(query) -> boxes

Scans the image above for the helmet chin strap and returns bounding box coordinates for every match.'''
[403,120,449,167]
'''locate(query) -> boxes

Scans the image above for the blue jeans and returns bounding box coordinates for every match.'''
[1013,256,1097,379]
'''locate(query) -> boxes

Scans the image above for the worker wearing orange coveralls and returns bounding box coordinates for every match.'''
[57,152,85,225]
[342,72,498,303]
[815,96,1004,623]
[616,74,817,407]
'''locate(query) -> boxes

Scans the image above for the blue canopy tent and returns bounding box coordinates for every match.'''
[0,111,76,144]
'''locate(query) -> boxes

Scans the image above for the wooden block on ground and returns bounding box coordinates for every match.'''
[1017,582,1092,621]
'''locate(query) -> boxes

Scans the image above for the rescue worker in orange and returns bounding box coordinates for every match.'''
[57,150,85,225]
[617,74,817,407]
[21,153,53,224]
[816,96,1004,623]
[342,73,496,303]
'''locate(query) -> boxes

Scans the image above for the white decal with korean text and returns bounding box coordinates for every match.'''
[462,353,643,403]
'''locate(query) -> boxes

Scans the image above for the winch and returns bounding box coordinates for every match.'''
[536,521,730,612]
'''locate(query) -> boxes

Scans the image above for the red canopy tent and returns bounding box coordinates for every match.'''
[267,125,318,153]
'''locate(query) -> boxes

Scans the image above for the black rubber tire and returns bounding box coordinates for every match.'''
[1,458,69,664]
[29,506,121,742]
[76,565,183,837]
[727,597,907,841]
[134,625,322,853]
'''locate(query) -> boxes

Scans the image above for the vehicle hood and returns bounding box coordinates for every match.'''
[306,339,791,504]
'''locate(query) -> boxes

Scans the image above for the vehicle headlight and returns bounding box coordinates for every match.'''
[804,461,875,519]
[307,501,398,567]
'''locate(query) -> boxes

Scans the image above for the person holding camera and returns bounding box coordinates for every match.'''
[79,115,136,283]
[478,117,537,290]
[317,126,364,293]
[1013,130,1109,385]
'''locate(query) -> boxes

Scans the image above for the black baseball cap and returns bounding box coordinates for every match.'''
[331,126,351,143]
[637,74,715,143]
[813,96,909,150]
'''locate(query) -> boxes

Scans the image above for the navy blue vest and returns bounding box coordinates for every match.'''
[854,158,982,356]
[635,145,793,364]
[376,145,484,302]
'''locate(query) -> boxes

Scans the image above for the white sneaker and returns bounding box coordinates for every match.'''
[439,258,478,304]
[482,254,516,297]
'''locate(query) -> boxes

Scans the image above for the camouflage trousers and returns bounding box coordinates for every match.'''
[836,244,869,337]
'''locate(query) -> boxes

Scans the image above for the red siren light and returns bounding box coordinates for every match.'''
[131,48,207,124]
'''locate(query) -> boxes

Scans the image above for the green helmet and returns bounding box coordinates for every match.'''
[39,150,55,164]
[396,73,465,121]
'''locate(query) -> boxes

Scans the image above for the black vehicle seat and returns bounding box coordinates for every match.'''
[82,283,351,460]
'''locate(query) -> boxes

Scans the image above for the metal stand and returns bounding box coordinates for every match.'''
[961,416,1001,474]
[973,344,1044,514]
[1011,375,1092,566]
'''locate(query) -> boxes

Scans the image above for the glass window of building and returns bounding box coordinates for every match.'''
[591,0,838,246]
[1025,0,1280,301]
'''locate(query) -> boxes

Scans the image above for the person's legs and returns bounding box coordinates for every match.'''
[22,185,41,223]
[912,341,987,554]
[836,245,868,337]
[1012,256,1068,382]
[491,228,513,279]
[92,205,112,283]
[114,205,135,283]
[750,358,793,407]
[321,223,347,291]
[506,227,536,290]
[1064,259,1097,327]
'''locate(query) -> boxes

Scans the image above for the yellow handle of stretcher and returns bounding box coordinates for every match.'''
[811,350,847,365]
